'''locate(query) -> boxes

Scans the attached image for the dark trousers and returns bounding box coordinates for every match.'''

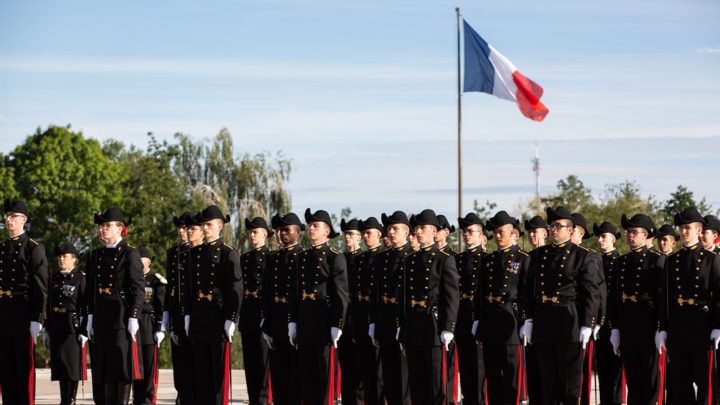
[621,343,658,405]
[90,341,105,405]
[595,335,622,405]
[379,340,411,405]
[193,340,231,405]
[241,331,271,405]
[104,381,132,405]
[668,346,710,405]
[297,344,333,405]
[269,339,301,405]
[58,380,79,405]
[132,343,158,405]
[405,345,444,405]
[457,338,485,405]
[483,343,520,405]
[525,345,542,405]
[170,332,196,404]
[534,343,584,405]
[445,342,459,405]
[0,334,35,405]
[338,334,386,405]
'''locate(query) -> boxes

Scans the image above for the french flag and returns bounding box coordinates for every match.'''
[463,20,549,122]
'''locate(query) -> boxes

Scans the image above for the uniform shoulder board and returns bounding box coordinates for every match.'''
[439,249,451,256]
[127,243,136,249]
[223,243,233,249]
[28,238,39,247]
[330,247,340,254]
[518,249,529,257]
[576,244,590,252]
[155,273,168,284]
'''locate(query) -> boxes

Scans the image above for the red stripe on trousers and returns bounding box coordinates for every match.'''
[132,339,141,380]
[658,351,666,405]
[223,342,231,405]
[621,366,627,403]
[29,336,36,405]
[328,346,336,405]
[152,345,159,405]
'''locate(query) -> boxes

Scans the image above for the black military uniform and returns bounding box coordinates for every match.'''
[436,214,460,405]
[85,208,145,405]
[591,222,624,405]
[478,211,529,405]
[165,212,194,404]
[46,243,86,405]
[455,213,486,405]
[289,209,349,405]
[133,247,167,405]
[0,200,48,405]
[704,215,720,405]
[399,209,459,405]
[240,217,272,405]
[338,218,367,405]
[659,207,720,405]
[606,214,661,405]
[262,212,303,405]
[183,205,243,405]
[374,211,414,405]
[523,215,548,404]
[524,207,602,405]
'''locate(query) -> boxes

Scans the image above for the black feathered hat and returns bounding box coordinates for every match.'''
[704,215,720,233]
[593,221,621,239]
[546,206,573,225]
[571,213,592,240]
[436,215,456,232]
[173,211,193,227]
[524,215,548,231]
[621,214,656,236]
[245,217,273,236]
[278,212,305,230]
[674,207,704,226]
[94,207,130,226]
[3,200,31,222]
[55,242,79,257]
[458,213,483,230]
[200,205,230,223]
[381,211,410,228]
[359,217,384,234]
[305,208,339,238]
[409,209,441,229]
[656,224,679,241]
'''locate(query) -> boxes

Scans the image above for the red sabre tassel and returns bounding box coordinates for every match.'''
[223,342,231,405]
[441,346,447,405]
[336,355,342,401]
[152,346,159,405]
[709,350,714,405]
[29,336,36,405]
[131,339,141,380]
[586,341,594,403]
[453,346,459,404]
[621,366,627,403]
[328,346,336,405]
[658,351,666,405]
[81,345,88,380]
[484,378,489,405]
[578,347,587,403]
[267,371,273,405]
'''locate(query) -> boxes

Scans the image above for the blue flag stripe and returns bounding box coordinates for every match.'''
[462,20,494,94]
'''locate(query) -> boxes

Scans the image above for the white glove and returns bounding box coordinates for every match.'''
[127,317,139,341]
[519,319,533,346]
[711,329,720,350]
[395,327,401,342]
[30,321,42,343]
[42,330,49,347]
[170,332,179,345]
[610,329,620,355]
[155,331,165,346]
[440,331,454,351]
[260,318,265,328]
[78,334,89,348]
[593,325,601,340]
[288,322,297,346]
[579,326,592,349]
[368,323,378,346]
[263,332,274,350]
[184,315,190,336]
[331,327,342,348]
[224,320,236,342]
[471,320,479,336]
[87,314,94,340]
[161,311,170,332]
[655,330,667,354]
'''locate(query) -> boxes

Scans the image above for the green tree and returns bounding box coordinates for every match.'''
[542,175,595,214]
[661,185,716,223]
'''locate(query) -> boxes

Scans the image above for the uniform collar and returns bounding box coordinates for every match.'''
[206,237,221,246]
[420,243,436,252]
[604,248,618,255]
[394,242,409,251]
[683,242,701,251]
[631,245,646,254]
[105,237,122,248]
[367,244,381,252]
[466,244,480,252]
[284,242,299,251]
[552,239,571,248]
[312,241,328,250]
[253,244,266,251]
[9,231,25,241]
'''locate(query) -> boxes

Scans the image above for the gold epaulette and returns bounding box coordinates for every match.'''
[29,238,39,246]
[439,249,451,256]
[518,249,529,257]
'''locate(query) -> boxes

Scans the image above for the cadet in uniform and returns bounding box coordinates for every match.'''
[164,212,194,404]
[86,207,144,405]
[338,218,365,405]
[657,207,720,404]
[44,242,86,405]
[455,213,486,405]
[240,217,272,405]
[525,215,548,250]
[435,215,457,255]
[479,211,529,405]
[607,214,661,405]
[370,211,414,405]
[262,212,303,405]
[133,247,167,405]
[656,225,679,256]
[435,214,459,404]
[399,209,459,405]
[521,206,602,405]
[356,217,386,405]
[592,222,623,405]
[288,209,349,405]
[184,205,243,405]
[703,215,720,253]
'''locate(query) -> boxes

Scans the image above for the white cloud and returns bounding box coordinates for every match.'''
[697,47,720,54]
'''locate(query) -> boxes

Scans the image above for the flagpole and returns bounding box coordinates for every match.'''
[456,7,464,250]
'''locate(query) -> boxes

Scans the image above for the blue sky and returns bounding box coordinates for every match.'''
[1,0,719,221]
